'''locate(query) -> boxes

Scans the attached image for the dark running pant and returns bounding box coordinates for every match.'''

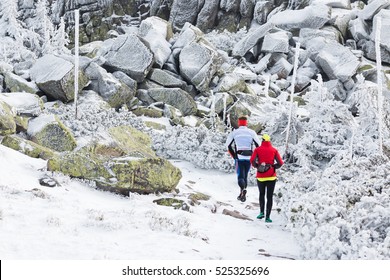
[257,180,276,218]
[235,159,251,190]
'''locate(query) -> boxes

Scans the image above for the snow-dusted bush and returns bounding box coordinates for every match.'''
[279,154,390,259]
[151,125,233,172]
[204,28,248,53]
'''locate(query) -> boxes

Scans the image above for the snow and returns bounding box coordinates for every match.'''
[0,144,300,260]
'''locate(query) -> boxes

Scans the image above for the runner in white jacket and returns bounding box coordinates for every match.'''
[225,116,261,202]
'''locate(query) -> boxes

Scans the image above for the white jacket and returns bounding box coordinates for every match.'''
[225,126,261,160]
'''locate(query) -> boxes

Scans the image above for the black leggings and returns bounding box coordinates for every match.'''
[257,180,276,218]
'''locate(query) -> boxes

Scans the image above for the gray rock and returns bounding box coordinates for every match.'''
[147,68,187,89]
[315,42,360,82]
[172,23,204,50]
[295,59,319,92]
[311,0,351,9]
[232,22,274,57]
[262,29,291,53]
[103,34,154,82]
[324,79,347,101]
[196,0,219,31]
[268,57,293,79]
[30,54,89,103]
[0,100,16,135]
[138,16,172,68]
[27,114,77,152]
[85,62,135,108]
[112,71,138,90]
[0,92,43,117]
[372,10,390,53]
[169,0,199,31]
[253,0,274,25]
[359,39,390,64]
[147,87,197,116]
[269,4,331,31]
[359,0,390,21]
[179,40,222,93]
[4,72,39,94]
[349,17,370,41]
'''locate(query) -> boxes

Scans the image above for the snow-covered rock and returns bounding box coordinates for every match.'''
[138,16,172,68]
[0,100,16,135]
[372,10,390,53]
[269,4,331,31]
[147,68,187,89]
[103,34,154,82]
[359,0,390,21]
[316,42,360,82]
[232,22,274,57]
[349,17,370,41]
[311,0,351,9]
[4,71,39,94]
[0,92,43,117]
[179,40,222,93]
[27,114,77,152]
[169,0,199,32]
[147,87,197,116]
[30,54,89,103]
[84,62,135,108]
[262,29,292,53]
[1,134,56,160]
[196,0,220,31]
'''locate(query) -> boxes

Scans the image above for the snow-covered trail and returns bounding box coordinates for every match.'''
[173,160,301,260]
[0,145,301,260]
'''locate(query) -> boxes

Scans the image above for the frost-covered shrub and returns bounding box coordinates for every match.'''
[279,154,390,259]
[45,103,145,138]
[151,125,233,172]
[204,28,247,53]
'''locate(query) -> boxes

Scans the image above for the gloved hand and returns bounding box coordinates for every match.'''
[273,163,281,169]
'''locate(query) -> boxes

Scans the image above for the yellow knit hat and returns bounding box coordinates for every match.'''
[262,134,271,141]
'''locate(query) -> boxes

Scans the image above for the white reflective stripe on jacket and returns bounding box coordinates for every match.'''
[225,126,261,160]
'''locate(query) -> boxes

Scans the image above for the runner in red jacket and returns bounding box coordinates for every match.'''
[250,134,284,223]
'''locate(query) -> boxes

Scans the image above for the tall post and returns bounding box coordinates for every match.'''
[375,16,383,155]
[74,9,80,119]
[285,42,300,154]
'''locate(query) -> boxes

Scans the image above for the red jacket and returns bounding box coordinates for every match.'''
[250,141,284,180]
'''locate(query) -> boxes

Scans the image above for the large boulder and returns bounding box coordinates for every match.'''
[27,114,77,152]
[372,10,390,53]
[4,72,40,94]
[1,135,56,160]
[232,22,274,57]
[179,40,222,93]
[196,0,219,31]
[103,34,154,82]
[147,88,197,116]
[0,100,16,135]
[138,16,173,68]
[147,68,187,89]
[269,4,331,31]
[84,62,135,108]
[30,54,89,103]
[359,0,390,21]
[315,42,360,82]
[169,0,199,31]
[262,29,292,53]
[0,92,43,117]
[107,126,156,158]
[47,151,182,195]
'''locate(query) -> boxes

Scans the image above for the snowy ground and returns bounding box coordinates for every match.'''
[0,144,300,260]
